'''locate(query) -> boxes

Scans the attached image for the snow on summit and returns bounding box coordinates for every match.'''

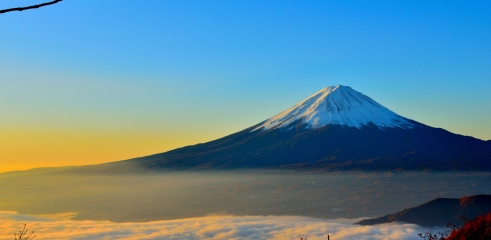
[253,85,415,131]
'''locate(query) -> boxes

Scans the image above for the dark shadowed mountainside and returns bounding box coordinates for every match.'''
[90,122,491,172]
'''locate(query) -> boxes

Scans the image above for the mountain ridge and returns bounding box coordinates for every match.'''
[67,85,491,172]
[356,194,491,227]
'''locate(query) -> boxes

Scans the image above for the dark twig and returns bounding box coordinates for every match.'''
[14,224,36,240]
[0,0,63,14]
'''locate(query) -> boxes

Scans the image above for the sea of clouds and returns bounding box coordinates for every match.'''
[0,211,444,240]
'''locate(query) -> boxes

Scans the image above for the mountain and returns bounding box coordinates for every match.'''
[356,194,491,227]
[82,85,491,172]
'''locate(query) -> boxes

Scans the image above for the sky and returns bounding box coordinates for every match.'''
[1,0,490,172]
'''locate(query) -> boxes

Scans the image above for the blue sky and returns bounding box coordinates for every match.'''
[1,0,490,170]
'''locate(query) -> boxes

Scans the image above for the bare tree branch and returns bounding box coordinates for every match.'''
[0,0,63,14]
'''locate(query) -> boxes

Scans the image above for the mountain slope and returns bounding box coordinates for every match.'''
[356,195,491,227]
[87,85,491,172]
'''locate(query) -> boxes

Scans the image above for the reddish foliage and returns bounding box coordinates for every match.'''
[446,213,491,240]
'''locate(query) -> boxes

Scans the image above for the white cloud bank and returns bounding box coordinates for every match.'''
[0,211,442,240]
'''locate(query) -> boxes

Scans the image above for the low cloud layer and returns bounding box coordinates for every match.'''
[0,211,443,240]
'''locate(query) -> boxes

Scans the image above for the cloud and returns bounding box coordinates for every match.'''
[0,211,444,240]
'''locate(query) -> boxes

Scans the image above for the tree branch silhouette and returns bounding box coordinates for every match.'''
[0,0,62,14]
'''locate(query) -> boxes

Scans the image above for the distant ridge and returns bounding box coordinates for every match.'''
[356,194,491,227]
[71,85,491,172]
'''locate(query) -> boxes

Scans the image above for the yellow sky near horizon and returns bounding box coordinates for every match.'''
[0,128,216,173]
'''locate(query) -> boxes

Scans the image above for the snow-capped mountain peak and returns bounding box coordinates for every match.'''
[253,85,414,131]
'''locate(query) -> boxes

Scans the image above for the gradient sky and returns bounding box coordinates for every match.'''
[1,0,490,172]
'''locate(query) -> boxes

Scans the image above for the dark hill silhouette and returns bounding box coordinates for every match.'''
[356,195,491,227]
